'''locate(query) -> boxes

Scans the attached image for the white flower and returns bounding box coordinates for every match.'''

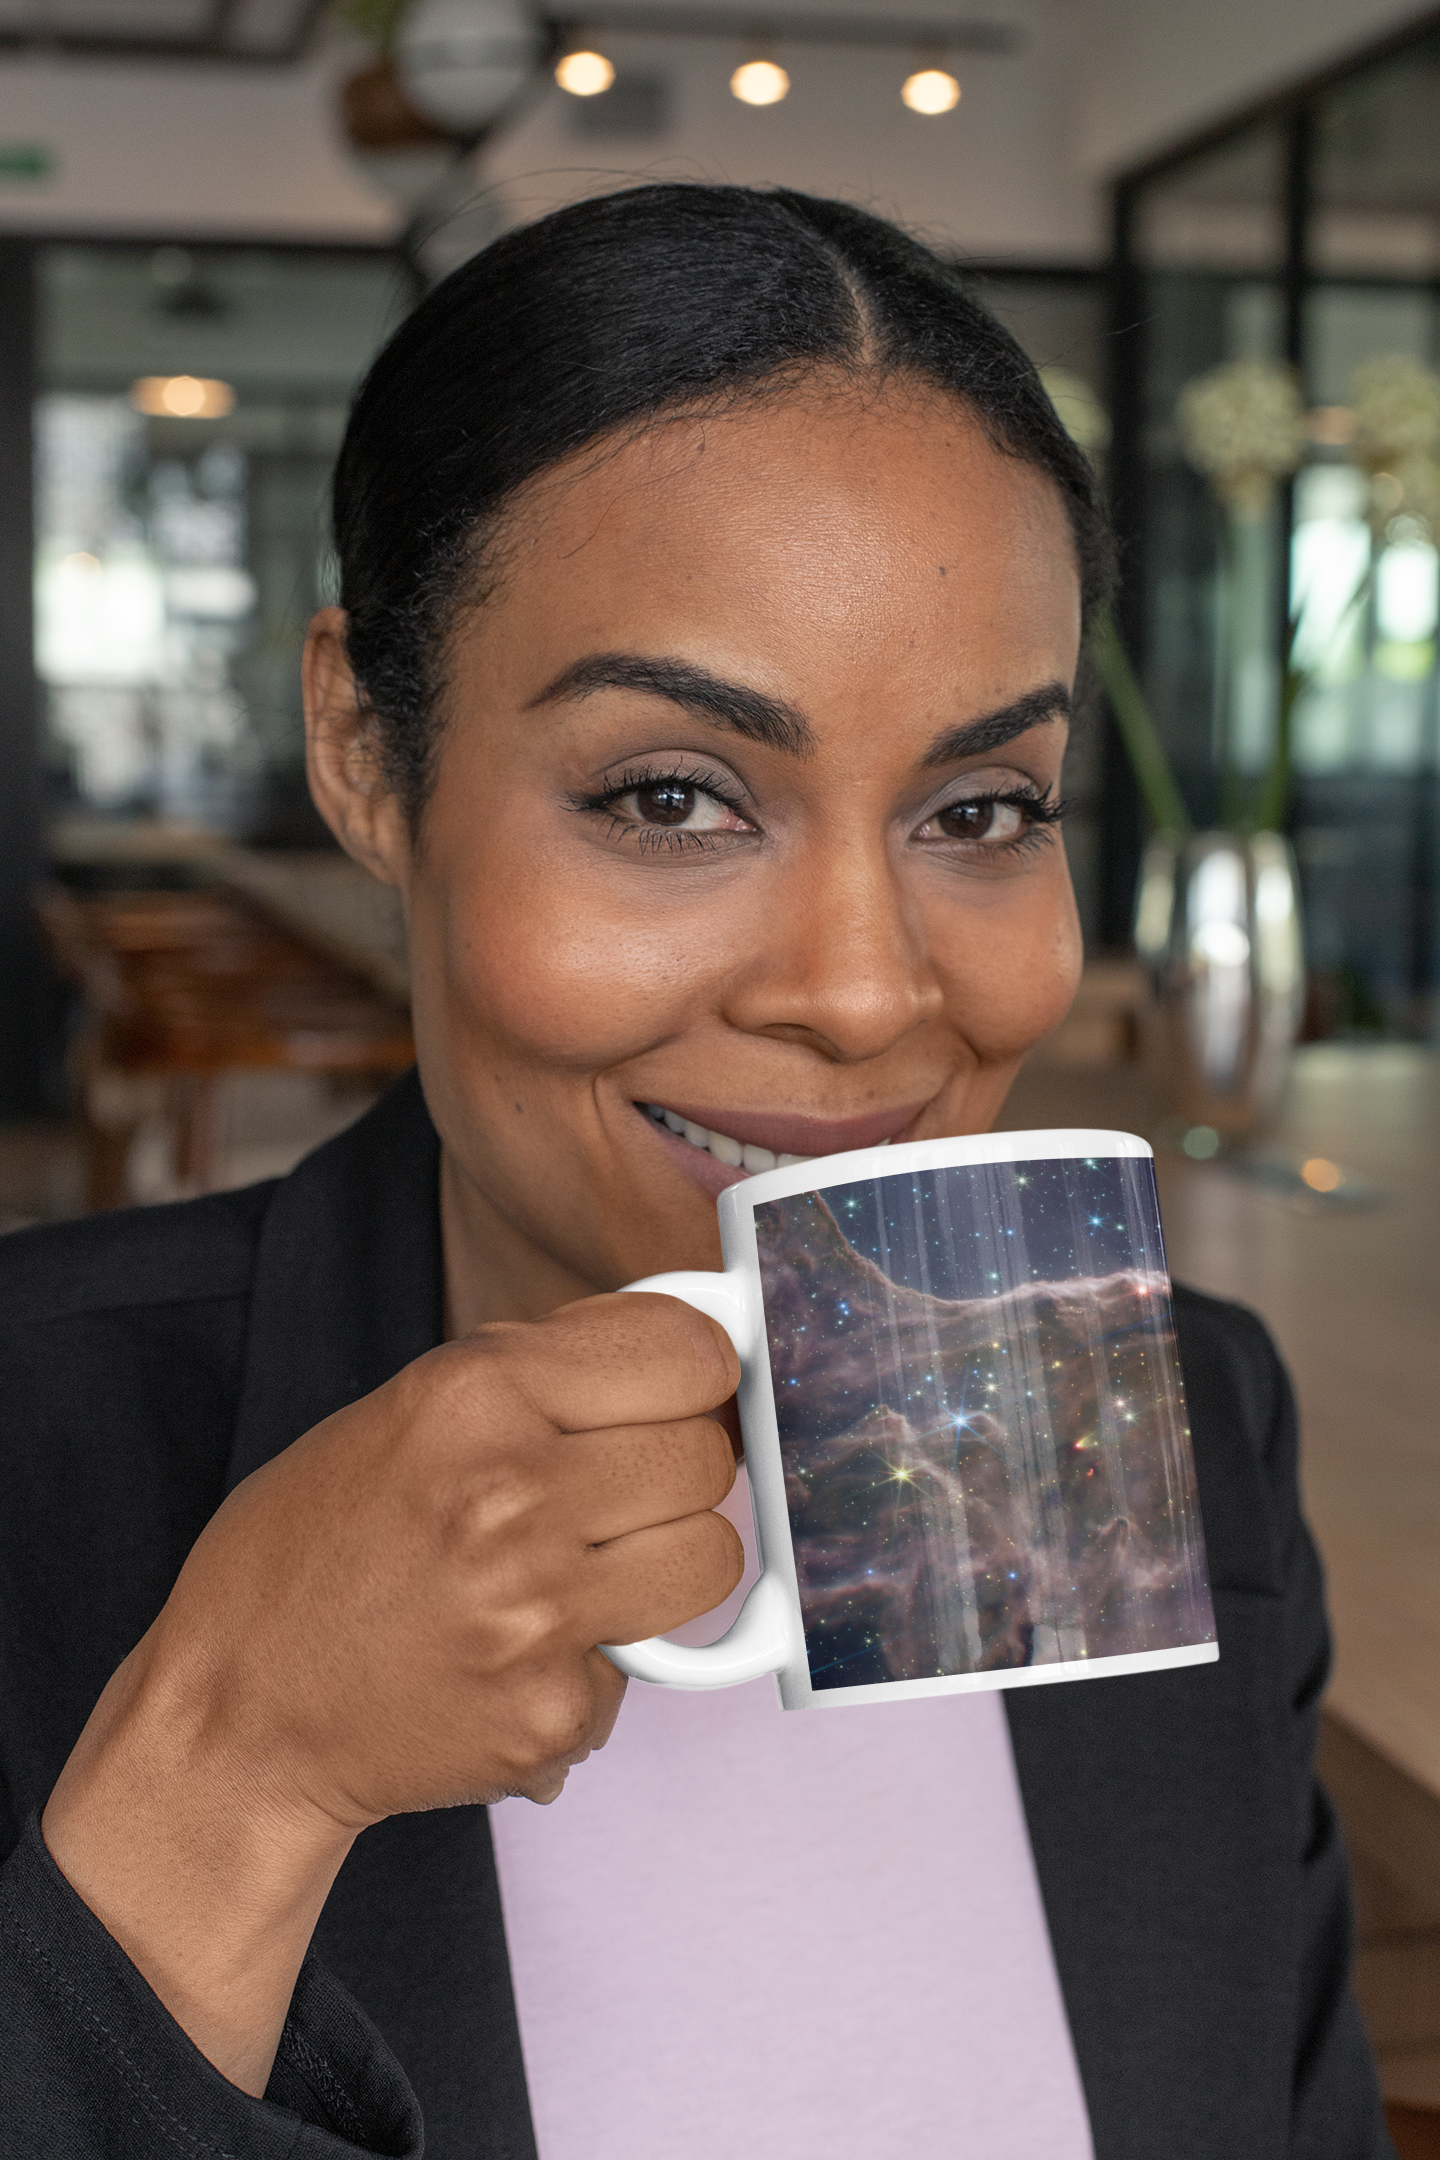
[1349,355,1440,469]
[1176,358,1306,518]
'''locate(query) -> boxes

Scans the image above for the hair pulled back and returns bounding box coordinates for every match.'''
[333,182,1113,812]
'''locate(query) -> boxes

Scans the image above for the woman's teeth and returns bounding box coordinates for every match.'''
[640,1104,890,1175]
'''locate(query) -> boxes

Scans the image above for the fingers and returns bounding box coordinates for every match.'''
[581,1507,746,1647]
[478,1292,741,1435]
[562,1414,736,1544]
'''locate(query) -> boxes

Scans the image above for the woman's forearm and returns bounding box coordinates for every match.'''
[41,1633,357,2097]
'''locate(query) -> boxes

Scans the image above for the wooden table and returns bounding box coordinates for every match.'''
[1003,1043,1440,1802]
[47,819,411,1005]
[1001,1043,1440,2109]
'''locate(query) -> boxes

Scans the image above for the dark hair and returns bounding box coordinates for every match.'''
[334,182,1114,813]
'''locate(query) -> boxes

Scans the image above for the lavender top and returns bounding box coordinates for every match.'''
[489,1472,1094,2160]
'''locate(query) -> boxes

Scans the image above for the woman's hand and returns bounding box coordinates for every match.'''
[41,1291,741,2096]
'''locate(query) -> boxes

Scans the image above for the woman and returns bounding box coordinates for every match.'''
[0,185,1389,2159]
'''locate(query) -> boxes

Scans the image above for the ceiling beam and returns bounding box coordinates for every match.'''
[0,0,1020,64]
[544,9,1020,51]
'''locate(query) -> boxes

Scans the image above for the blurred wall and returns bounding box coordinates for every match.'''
[0,53,391,240]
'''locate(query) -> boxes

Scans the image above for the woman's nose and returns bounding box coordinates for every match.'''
[722,843,944,1063]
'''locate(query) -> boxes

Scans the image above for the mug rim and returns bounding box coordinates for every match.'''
[721,1125,1152,1222]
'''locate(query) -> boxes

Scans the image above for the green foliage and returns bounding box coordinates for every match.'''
[1093,565,1370,840]
[1089,613,1192,837]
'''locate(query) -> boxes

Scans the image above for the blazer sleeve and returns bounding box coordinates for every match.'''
[1262,1322,1394,2157]
[0,1814,423,2159]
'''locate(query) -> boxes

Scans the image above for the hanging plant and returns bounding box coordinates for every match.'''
[333,0,453,152]
[334,0,413,53]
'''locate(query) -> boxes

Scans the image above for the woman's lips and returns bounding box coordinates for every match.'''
[634,1098,928,1196]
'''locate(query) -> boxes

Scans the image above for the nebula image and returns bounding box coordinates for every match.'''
[753,1157,1215,1692]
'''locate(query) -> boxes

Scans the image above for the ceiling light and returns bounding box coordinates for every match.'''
[902,65,960,115]
[731,58,788,105]
[129,376,236,419]
[555,47,614,94]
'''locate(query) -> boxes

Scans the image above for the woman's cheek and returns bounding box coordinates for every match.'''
[932,871,1082,1062]
[432,870,717,1071]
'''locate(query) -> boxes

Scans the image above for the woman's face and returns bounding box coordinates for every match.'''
[309,383,1084,1322]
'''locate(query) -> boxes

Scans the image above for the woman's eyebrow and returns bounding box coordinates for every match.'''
[526,652,815,756]
[920,683,1072,767]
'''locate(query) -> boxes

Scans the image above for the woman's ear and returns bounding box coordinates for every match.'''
[303,608,412,891]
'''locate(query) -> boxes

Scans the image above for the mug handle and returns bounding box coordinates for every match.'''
[601,1270,793,1690]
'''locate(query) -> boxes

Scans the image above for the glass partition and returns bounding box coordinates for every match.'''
[964,269,1108,945]
[1113,24,1440,1037]
[35,244,406,842]
[1128,122,1290,833]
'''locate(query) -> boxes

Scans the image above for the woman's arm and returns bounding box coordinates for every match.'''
[38,1291,742,2099]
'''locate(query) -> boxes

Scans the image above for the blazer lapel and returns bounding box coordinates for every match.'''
[228,1071,537,2160]
[1005,1591,1295,2160]
[226,1067,445,1489]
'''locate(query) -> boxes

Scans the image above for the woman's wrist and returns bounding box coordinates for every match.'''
[42,1633,359,2098]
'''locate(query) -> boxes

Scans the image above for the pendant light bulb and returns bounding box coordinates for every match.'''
[901,65,960,115]
[555,47,614,94]
[731,57,789,104]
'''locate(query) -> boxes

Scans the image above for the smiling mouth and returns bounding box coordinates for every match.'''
[638,1102,894,1176]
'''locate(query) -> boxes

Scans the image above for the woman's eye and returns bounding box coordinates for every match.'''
[919,796,1030,844]
[617,780,749,832]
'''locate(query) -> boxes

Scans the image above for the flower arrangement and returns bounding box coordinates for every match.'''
[1174,358,1307,520]
[1047,355,1400,838]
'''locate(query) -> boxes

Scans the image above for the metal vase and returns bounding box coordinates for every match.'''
[1133,830,1305,1137]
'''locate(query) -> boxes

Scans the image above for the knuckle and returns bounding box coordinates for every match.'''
[455,1459,547,1551]
[480,1584,570,1670]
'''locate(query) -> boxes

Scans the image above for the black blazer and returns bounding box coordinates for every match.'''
[0,1074,1392,2159]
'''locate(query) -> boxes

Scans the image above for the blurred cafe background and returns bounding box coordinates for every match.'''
[1,1,1438,2145]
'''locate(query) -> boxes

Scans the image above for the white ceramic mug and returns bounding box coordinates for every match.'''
[606,1127,1218,1711]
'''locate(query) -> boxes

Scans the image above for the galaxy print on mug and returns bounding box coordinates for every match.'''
[753,1158,1216,1692]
